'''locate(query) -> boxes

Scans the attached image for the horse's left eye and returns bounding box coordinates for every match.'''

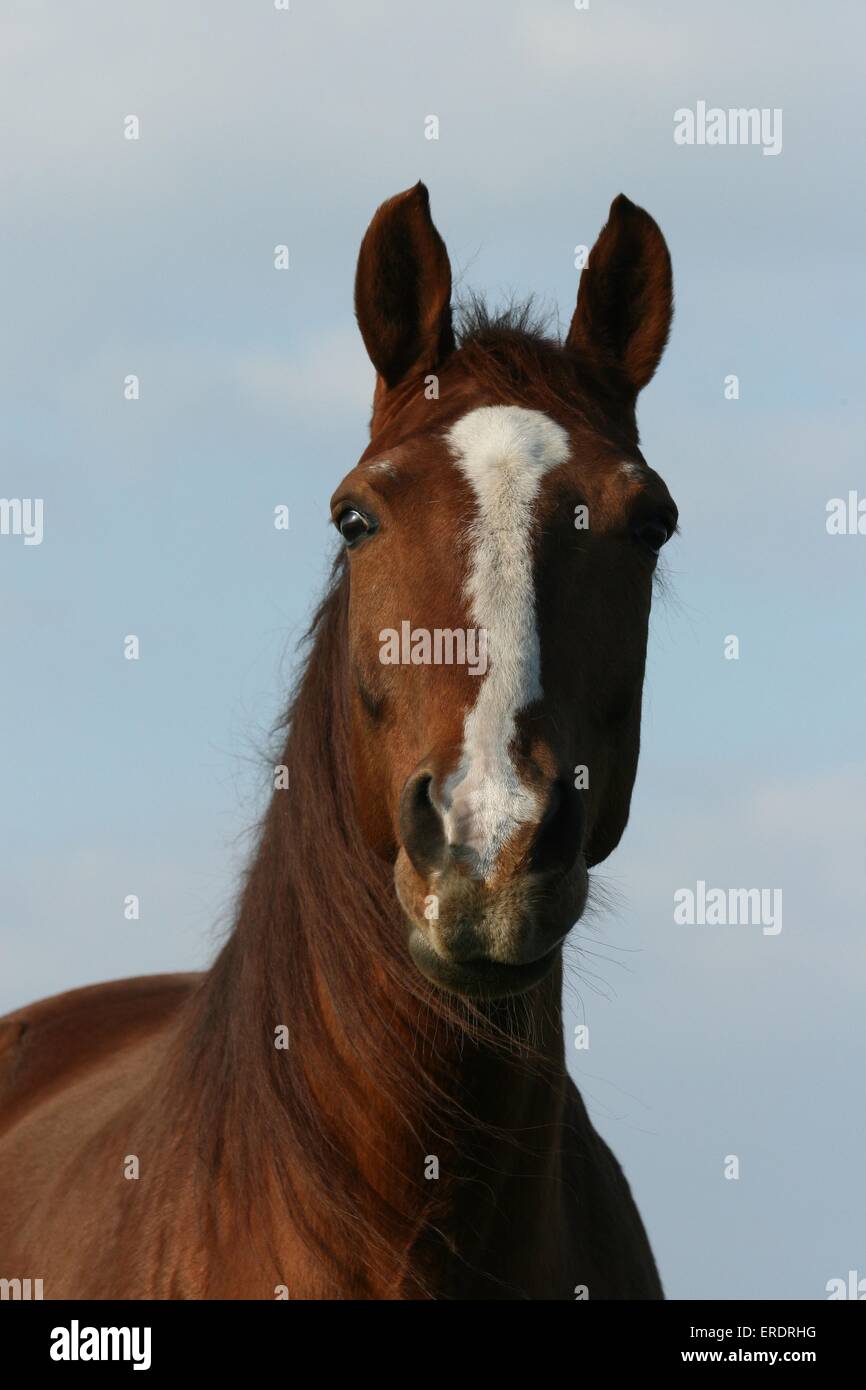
[633,519,671,554]
[337,508,371,546]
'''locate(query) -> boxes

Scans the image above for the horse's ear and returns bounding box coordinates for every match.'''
[355,181,455,391]
[567,194,672,396]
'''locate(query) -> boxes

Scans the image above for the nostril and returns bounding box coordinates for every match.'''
[399,771,447,877]
[529,780,583,876]
[538,780,562,829]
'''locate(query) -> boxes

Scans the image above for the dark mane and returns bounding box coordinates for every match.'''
[455,290,559,347]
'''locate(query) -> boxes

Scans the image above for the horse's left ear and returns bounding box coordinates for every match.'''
[567,194,673,396]
[355,181,455,391]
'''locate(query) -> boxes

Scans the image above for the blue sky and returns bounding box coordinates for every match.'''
[2,0,864,1298]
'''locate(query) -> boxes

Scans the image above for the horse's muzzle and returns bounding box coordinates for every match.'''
[394,767,588,998]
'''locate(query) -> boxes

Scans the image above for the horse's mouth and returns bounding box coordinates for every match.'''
[407,928,560,999]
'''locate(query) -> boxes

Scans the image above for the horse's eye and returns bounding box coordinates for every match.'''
[337,508,371,546]
[633,519,671,555]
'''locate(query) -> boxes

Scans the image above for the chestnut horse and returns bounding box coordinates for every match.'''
[0,184,677,1299]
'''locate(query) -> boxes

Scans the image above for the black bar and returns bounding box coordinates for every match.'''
[0,1299,860,1374]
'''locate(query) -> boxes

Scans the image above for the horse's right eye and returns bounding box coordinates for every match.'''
[336,508,372,546]
[633,519,671,555]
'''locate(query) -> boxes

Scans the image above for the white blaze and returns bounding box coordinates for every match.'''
[442,405,570,878]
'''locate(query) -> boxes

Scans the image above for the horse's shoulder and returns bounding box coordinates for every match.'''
[0,973,202,1119]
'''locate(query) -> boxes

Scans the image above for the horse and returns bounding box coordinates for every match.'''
[0,183,677,1299]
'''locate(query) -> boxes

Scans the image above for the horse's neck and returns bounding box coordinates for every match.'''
[182,579,574,1294]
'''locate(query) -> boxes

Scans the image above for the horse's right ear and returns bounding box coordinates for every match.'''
[567,194,673,398]
[355,182,455,392]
